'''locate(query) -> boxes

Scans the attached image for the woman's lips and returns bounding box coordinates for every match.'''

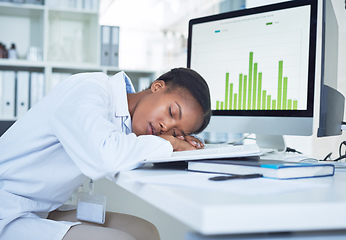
[148,123,158,135]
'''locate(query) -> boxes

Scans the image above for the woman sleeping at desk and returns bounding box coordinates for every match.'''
[0,67,211,240]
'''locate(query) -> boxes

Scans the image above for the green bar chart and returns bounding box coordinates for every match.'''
[215,52,298,110]
[189,5,310,112]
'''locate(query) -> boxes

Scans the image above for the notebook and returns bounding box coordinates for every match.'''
[143,143,262,163]
[187,159,335,179]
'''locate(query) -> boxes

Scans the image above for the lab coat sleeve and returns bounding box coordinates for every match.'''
[49,74,173,180]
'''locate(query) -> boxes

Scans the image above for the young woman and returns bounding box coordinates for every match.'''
[0,67,211,240]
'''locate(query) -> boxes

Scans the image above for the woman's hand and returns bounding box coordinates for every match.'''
[176,135,204,149]
[159,135,204,151]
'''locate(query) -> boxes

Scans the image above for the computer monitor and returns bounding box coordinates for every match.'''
[317,0,345,137]
[187,0,320,150]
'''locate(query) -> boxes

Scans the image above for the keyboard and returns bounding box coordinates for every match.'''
[143,143,262,163]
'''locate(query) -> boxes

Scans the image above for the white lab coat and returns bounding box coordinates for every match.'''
[0,72,172,240]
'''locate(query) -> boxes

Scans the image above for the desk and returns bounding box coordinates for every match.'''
[114,166,346,238]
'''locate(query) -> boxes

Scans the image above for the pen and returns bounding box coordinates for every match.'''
[209,173,263,181]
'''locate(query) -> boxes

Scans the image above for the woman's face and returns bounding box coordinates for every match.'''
[131,81,204,137]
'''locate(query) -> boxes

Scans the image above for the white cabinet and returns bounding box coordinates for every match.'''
[0,1,155,121]
[47,9,99,64]
[0,3,45,61]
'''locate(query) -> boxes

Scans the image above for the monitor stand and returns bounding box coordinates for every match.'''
[256,134,285,151]
[256,134,309,162]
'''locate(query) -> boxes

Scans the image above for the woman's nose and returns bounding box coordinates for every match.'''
[160,119,174,132]
[159,122,167,132]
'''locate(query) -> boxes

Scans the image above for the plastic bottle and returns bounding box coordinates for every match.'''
[8,43,17,60]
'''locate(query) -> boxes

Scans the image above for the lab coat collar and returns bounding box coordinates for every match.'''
[109,71,135,133]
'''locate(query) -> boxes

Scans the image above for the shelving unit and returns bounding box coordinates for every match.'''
[0,1,156,124]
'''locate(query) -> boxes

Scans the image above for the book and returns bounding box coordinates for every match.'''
[187,158,335,179]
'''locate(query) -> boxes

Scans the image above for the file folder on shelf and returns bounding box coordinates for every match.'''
[30,72,45,108]
[110,26,119,67]
[1,71,16,119]
[101,25,111,66]
[16,71,30,118]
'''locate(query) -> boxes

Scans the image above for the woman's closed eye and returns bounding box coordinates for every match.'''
[169,107,174,118]
[169,102,182,119]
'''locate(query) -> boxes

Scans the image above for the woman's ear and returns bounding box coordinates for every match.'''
[150,80,166,93]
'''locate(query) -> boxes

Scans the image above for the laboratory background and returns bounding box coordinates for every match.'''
[0,0,346,240]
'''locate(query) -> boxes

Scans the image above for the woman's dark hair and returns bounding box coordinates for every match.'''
[156,67,211,134]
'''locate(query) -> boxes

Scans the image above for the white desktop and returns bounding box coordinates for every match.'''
[114,167,346,239]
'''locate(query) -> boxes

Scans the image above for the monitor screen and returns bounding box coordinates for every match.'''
[187,0,318,147]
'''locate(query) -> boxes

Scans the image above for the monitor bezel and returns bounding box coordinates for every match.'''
[187,0,318,118]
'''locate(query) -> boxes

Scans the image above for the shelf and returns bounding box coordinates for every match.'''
[48,8,98,21]
[0,59,44,66]
[105,66,156,74]
[0,2,44,14]
[47,7,99,15]
[50,62,102,74]
[0,59,45,71]
[0,59,156,75]
[46,0,98,13]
